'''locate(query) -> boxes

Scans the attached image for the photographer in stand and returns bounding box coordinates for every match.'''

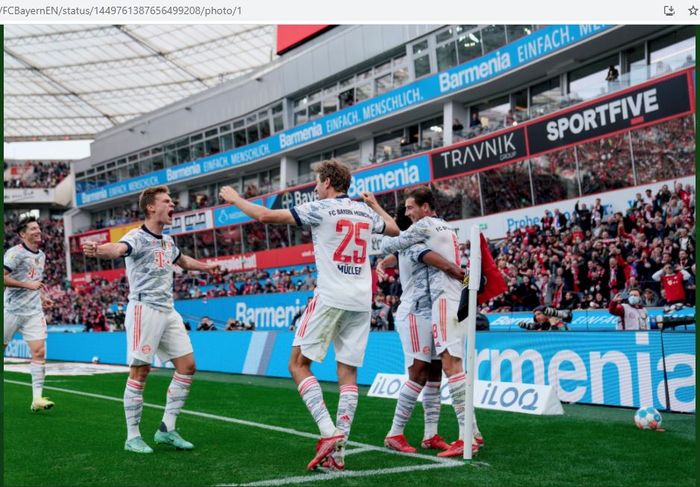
[519,306,572,331]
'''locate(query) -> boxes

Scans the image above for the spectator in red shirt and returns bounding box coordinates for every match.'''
[652,264,692,304]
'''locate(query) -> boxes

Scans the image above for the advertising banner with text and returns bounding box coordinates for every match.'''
[77,25,611,206]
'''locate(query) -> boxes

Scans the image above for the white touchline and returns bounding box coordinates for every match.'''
[217,463,464,487]
[4,379,465,476]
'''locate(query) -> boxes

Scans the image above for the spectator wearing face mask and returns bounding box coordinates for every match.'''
[608,289,649,330]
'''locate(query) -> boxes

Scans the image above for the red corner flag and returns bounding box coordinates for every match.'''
[477,233,507,304]
[457,233,507,321]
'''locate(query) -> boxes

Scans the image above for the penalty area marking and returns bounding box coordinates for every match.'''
[5,379,463,485]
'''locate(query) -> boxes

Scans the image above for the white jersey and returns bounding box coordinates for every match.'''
[4,243,45,316]
[618,303,649,331]
[380,216,461,303]
[291,195,385,311]
[119,225,181,311]
[396,244,432,318]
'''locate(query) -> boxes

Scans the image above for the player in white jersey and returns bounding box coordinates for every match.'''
[376,205,465,454]
[219,159,399,471]
[379,186,481,457]
[4,216,54,412]
[83,186,218,454]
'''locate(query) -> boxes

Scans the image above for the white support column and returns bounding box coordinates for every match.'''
[359,138,375,166]
[62,208,91,282]
[280,156,298,188]
[443,101,469,146]
[178,189,189,210]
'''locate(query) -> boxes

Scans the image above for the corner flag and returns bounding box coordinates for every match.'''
[461,228,507,461]
[457,233,507,322]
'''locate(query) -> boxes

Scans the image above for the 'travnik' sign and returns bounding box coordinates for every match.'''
[431,127,527,178]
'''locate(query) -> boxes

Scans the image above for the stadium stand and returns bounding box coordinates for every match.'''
[4,160,71,189]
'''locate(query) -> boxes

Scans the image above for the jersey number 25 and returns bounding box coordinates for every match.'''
[333,219,370,265]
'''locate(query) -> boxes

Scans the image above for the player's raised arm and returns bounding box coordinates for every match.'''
[176,254,220,275]
[219,186,296,225]
[361,192,400,236]
[82,240,130,260]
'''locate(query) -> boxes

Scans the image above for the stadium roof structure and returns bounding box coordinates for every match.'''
[4,24,275,142]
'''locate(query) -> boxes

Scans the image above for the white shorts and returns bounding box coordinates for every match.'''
[125,301,193,366]
[292,295,371,367]
[396,307,438,370]
[3,312,47,345]
[432,295,465,359]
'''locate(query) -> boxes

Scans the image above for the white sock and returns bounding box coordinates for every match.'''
[30,360,45,401]
[336,384,359,438]
[124,378,145,440]
[473,412,481,438]
[161,373,193,432]
[422,381,442,439]
[447,372,466,440]
[388,380,423,437]
[298,376,336,437]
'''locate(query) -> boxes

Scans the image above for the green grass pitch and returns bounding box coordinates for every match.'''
[3,368,695,487]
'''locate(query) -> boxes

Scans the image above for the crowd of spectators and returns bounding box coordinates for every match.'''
[4,160,71,189]
[7,177,694,332]
[479,183,696,312]
[173,265,317,300]
[42,277,129,330]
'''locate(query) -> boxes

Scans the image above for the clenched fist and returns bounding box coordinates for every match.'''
[219,186,240,204]
[83,240,99,258]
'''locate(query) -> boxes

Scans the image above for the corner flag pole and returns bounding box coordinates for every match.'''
[463,225,481,461]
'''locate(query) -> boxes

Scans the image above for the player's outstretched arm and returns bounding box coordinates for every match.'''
[379,219,429,255]
[219,186,296,225]
[421,251,465,281]
[176,254,219,274]
[3,270,45,290]
[361,192,400,236]
[83,241,129,260]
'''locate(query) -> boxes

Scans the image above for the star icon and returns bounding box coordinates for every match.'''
[689,5,698,14]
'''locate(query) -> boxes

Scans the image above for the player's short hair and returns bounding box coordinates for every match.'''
[629,287,641,295]
[395,203,412,231]
[139,186,170,216]
[405,186,435,210]
[313,159,352,193]
[16,216,38,235]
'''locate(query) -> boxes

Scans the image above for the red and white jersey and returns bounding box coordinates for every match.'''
[290,195,385,311]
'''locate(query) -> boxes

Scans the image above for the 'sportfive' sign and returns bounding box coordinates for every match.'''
[527,73,692,154]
